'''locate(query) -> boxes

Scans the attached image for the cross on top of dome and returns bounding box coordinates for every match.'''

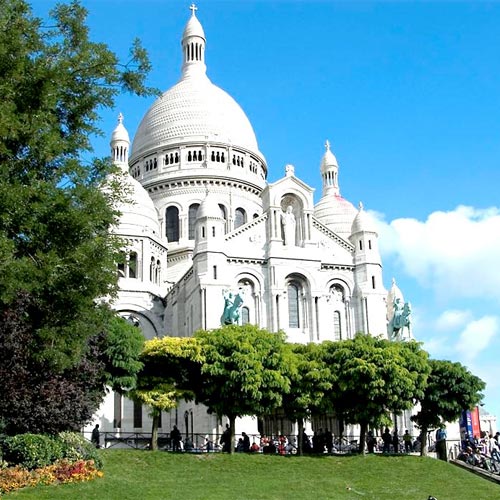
[189,3,198,16]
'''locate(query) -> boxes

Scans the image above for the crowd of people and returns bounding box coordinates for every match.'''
[166,425,426,454]
[457,431,500,472]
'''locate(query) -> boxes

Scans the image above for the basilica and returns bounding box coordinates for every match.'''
[92,6,405,441]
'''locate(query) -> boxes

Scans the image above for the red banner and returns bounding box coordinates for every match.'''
[470,406,481,438]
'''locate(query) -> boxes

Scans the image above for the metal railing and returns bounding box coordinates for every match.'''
[81,431,424,454]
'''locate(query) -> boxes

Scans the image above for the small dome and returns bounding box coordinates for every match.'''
[197,194,222,219]
[115,174,160,236]
[351,202,378,235]
[314,194,357,239]
[111,113,130,144]
[320,141,338,174]
[182,11,205,40]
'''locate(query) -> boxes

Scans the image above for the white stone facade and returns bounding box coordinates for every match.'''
[90,7,392,443]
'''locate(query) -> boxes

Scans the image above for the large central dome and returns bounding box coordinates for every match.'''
[131,75,258,160]
[130,8,260,163]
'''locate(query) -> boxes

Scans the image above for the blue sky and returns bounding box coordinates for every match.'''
[32,1,500,423]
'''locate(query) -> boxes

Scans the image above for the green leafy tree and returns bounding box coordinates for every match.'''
[412,359,485,456]
[131,337,204,450]
[322,335,430,453]
[279,342,334,455]
[195,325,291,454]
[0,0,154,432]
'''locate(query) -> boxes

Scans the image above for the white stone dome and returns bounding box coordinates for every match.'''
[351,203,378,234]
[131,74,259,160]
[197,194,222,219]
[320,147,338,173]
[111,115,130,144]
[115,174,160,236]
[314,194,357,239]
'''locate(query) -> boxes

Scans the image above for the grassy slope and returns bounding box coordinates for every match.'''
[6,450,500,500]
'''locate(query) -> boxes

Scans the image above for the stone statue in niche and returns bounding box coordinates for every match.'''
[281,205,296,246]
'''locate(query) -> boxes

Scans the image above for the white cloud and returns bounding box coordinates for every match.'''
[455,316,498,360]
[371,205,500,301]
[435,309,472,331]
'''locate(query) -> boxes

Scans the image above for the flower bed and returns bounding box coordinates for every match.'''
[0,459,103,494]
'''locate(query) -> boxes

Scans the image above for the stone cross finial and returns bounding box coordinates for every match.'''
[189,3,198,16]
[118,112,124,124]
[325,139,330,151]
[285,164,295,176]
[358,201,364,210]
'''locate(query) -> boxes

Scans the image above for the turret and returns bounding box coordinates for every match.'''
[314,140,357,239]
[320,139,340,196]
[181,3,206,78]
[110,112,130,169]
[349,202,386,336]
[193,193,226,282]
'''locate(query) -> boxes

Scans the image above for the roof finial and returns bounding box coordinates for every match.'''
[118,112,124,125]
[325,139,330,151]
[189,3,198,16]
[358,201,364,211]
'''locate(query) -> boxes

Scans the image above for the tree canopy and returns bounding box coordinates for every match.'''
[131,337,204,449]
[0,0,154,433]
[412,358,485,456]
[320,335,430,452]
[195,325,291,453]
[279,342,334,454]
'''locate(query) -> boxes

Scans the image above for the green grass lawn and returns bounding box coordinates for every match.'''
[6,450,500,500]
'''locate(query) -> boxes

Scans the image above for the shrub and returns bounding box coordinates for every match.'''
[2,434,63,469]
[58,431,103,469]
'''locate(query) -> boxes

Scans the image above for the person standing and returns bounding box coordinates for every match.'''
[91,424,100,448]
[170,425,182,452]
[435,426,447,461]
[382,428,392,453]
[220,423,231,452]
[242,432,250,452]
[403,430,412,453]
[392,430,399,453]
[366,431,376,454]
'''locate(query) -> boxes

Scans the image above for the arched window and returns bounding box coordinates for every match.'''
[155,259,161,285]
[330,284,344,302]
[288,283,300,328]
[128,252,138,279]
[219,204,227,232]
[166,206,179,242]
[334,311,342,340]
[241,306,250,325]
[149,257,155,281]
[234,207,246,229]
[117,252,126,278]
[188,203,200,240]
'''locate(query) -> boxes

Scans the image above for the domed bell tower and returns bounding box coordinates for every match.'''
[349,203,387,336]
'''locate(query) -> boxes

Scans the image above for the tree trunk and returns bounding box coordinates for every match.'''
[297,418,304,456]
[419,425,429,457]
[358,422,367,454]
[150,412,159,451]
[228,415,236,455]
